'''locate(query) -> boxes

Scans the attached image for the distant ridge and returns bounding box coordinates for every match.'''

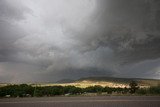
[56,79,75,83]
[1,76,160,88]
[77,76,134,83]
[57,76,160,86]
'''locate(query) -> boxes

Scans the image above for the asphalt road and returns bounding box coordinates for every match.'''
[0,96,160,107]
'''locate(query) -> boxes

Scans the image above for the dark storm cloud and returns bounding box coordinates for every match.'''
[72,0,160,64]
[0,0,30,63]
[0,0,29,20]
[0,21,25,62]
[0,0,160,83]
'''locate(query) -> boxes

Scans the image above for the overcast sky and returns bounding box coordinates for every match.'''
[0,0,160,83]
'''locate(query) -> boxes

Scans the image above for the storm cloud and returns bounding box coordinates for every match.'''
[0,0,160,83]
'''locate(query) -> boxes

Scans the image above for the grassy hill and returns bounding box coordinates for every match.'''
[54,76,160,88]
[1,77,160,88]
[75,76,160,86]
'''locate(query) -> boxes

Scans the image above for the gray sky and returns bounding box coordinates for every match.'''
[0,0,160,83]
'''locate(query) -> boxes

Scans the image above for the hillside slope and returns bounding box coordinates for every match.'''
[54,76,160,88]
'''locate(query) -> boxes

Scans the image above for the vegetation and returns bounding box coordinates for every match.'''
[0,84,34,97]
[129,81,139,94]
[0,81,160,98]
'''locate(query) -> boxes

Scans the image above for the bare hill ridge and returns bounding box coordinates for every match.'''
[56,76,160,88]
[1,77,160,88]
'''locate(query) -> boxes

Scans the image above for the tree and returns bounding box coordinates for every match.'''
[103,87,112,94]
[129,81,139,94]
[84,85,103,93]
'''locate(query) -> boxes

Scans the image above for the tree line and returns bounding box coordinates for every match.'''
[0,81,160,97]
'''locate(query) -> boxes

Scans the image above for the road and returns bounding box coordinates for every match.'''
[0,96,160,107]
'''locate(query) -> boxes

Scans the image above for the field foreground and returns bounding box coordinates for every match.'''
[0,96,160,107]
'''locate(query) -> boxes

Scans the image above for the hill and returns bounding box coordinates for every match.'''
[1,77,160,88]
[55,76,160,88]
[56,79,75,83]
[75,76,160,86]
